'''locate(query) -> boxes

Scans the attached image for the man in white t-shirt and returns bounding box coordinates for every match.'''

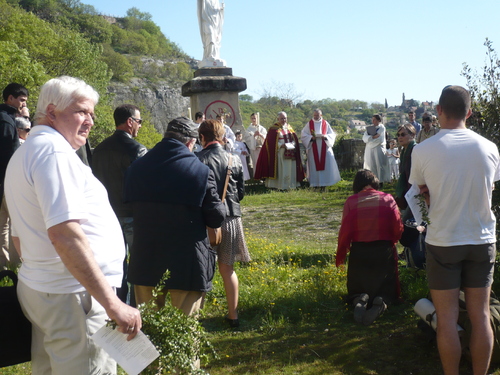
[409,85,500,375]
[5,76,142,374]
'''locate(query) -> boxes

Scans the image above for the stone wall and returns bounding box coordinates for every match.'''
[336,138,365,170]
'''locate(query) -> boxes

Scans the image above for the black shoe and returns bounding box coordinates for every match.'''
[225,316,240,328]
[362,296,387,326]
[353,293,369,324]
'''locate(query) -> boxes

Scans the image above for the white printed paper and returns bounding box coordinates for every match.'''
[405,184,425,225]
[92,325,159,375]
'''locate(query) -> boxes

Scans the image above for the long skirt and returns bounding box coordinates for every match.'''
[347,240,400,306]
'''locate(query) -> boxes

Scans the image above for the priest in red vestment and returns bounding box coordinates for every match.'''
[254,111,304,190]
[301,109,341,190]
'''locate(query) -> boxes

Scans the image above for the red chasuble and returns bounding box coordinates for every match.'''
[309,119,327,171]
[254,123,305,181]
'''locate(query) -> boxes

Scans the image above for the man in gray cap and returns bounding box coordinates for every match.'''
[125,117,225,316]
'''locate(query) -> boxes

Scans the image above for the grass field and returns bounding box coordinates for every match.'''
[199,177,500,375]
[4,173,500,374]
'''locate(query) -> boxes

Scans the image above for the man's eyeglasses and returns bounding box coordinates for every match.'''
[131,117,143,125]
[397,132,408,137]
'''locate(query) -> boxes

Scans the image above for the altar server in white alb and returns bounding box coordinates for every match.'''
[362,114,391,183]
[301,109,341,189]
[233,131,251,181]
[244,113,267,168]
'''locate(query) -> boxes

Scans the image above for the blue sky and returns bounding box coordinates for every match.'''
[83,0,500,107]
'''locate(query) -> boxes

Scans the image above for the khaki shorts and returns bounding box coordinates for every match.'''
[426,243,496,290]
[134,285,204,317]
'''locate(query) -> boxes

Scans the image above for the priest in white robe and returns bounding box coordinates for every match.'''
[301,109,341,189]
[362,114,391,183]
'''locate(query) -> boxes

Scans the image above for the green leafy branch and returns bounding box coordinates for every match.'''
[137,271,217,374]
[414,194,431,225]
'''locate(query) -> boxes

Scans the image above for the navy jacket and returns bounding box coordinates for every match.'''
[125,138,225,291]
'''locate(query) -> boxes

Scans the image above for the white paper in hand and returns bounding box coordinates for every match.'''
[92,325,159,375]
[405,184,425,225]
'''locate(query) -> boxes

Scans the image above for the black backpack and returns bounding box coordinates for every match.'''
[0,270,31,367]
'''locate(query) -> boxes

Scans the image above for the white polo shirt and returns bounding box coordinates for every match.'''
[5,125,124,293]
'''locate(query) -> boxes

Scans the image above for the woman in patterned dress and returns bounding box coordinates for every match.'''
[197,119,251,327]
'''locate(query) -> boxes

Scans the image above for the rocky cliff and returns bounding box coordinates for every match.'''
[109,78,190,135]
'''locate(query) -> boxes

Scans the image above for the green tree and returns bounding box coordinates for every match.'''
[0,2,111,93]
[371,102,385,112]
[240,94,253,102]
[0,41,48,105]
[101,44,133,82]
[126,7,152,21]
[360,108,377,121]
[462,38,500,239]
[71,13,113,44]
[462,38,500,145]
[89,103,115,146]
[1,0,114,142]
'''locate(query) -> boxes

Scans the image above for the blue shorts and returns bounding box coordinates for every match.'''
[426,243,496,290]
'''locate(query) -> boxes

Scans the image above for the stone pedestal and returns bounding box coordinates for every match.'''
[181,67,247,133]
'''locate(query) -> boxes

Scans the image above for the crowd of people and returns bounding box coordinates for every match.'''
[0,74,347,373]
[361,110,440,189]
[341,86,499,375]
[191,108,343,192]
[0,77,497,375]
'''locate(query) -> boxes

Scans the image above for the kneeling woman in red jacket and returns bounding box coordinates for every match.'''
[336,169,403,325]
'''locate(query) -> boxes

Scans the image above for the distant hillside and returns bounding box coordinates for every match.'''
[9,0,196,84]
[1,0,196,147]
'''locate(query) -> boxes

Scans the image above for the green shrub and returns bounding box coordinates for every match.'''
[138,273,216,374]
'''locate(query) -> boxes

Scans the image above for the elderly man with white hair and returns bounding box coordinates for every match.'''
[5,76,141,374]
[254,111,305,190]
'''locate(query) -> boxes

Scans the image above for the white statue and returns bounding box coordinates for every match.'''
[197,0,226,68]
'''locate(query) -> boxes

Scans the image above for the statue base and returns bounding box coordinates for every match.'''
[182,67,247,132]
[198,58,226,68]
